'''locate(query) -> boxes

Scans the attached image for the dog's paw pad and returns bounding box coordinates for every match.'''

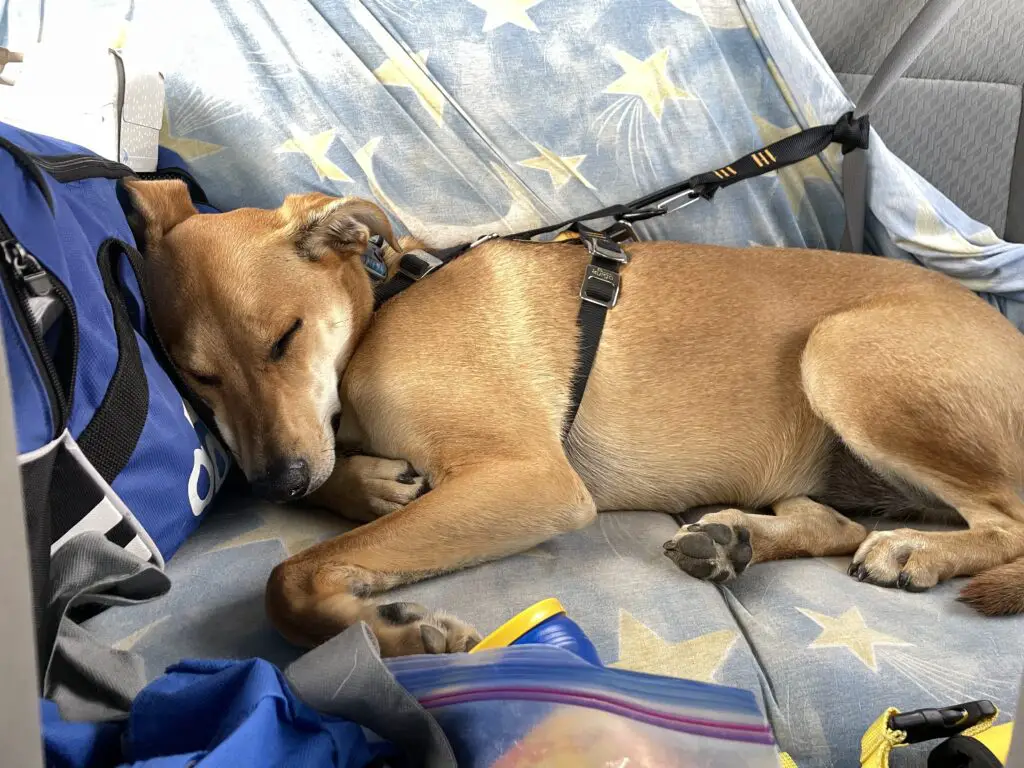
[848,529,940,592]
[664,523,752,583]
[374,603,481,657]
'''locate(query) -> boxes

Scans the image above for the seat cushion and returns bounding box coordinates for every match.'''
[86,494,1024,767]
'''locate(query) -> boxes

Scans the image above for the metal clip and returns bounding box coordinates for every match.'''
[582,234,629,264]
[656,190,701,214]
[468,232,499,249]
[604,220,639,244]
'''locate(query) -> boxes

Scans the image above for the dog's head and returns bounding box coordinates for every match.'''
[125,179,397,501]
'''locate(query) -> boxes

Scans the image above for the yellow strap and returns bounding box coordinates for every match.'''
[781,706,1004,768]
[860,707,907,768]
[973,721,1014,763]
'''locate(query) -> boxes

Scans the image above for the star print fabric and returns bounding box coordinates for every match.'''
[13,0,1023,325]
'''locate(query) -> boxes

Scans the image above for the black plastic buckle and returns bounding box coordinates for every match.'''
[397,250,443,281]
[580,264,620,308]
[889,700,996,744]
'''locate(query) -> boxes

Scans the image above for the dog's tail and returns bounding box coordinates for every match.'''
[959,556,1024,616]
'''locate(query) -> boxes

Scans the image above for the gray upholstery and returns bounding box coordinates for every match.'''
[791,0,1024,239]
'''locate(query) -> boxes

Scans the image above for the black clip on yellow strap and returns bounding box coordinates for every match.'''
[891,700,998,744]
[860,700,998,768]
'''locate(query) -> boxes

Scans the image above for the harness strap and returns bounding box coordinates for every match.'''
[565,227,629,435]
[373,242,472,311]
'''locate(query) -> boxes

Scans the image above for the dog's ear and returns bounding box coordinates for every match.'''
[122,179,198,254]
[283,193,399,262]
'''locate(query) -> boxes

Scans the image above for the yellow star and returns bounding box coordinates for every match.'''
[668,0,749,29]
[797,606,911,672]
[753,115,835,214]
[159,108,224,161]
[604,48,693,121]
[374,49,446,126]
[610,610,737,681]
[517,142,596,190]
[208,503,351,557]
[467,0,545,32]
[275,126,353,183]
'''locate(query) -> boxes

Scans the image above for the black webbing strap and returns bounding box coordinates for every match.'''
[684,111,868,201]
[365,111,870,441]
[373,243,472,310]
[511,111,869,243]
[564,226,628,435]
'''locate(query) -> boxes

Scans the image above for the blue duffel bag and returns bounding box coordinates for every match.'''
[0,122,231,658]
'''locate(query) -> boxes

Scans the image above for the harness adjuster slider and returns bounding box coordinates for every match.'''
[888,700,996,744]
[398,250,444,281]
[580,264,621,309]
[583,234,630,264]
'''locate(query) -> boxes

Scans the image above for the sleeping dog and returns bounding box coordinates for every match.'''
[125,179,1024,656]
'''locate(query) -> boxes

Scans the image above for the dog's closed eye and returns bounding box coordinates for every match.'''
[184,370,222,388]
[270,318,303,361]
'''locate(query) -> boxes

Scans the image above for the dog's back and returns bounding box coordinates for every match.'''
[122,181,1024,654]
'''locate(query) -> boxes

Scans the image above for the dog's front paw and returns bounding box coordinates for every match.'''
[373,601,481,657]
[347,456,430,520]
[848,529,944,591]
[664,522,752,583]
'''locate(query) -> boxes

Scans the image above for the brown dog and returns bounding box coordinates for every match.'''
[125,179,1024,656]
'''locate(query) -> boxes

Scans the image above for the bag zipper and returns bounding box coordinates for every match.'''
[0,218,78,437]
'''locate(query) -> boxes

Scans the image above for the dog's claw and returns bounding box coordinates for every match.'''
[420,624,447,654]
[396,463,418,485]
[896,571,910,589]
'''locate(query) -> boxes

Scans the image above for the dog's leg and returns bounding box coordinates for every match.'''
[266,458,595,655]
[664,497,868,582]
[305,455,429,523]
[802,301,1024,608]
[848,493,1024,593]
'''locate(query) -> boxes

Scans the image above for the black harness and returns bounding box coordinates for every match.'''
[364,112,870,441]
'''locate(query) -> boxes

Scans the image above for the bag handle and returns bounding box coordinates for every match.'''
[76,239,150,483]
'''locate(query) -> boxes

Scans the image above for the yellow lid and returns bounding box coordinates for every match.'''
[470,598,566,653]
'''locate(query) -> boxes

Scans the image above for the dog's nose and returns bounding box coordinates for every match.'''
[252,458,310,502]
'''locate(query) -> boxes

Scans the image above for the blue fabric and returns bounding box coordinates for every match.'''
[42,659,386,768]
[0,122,230,561]
[41,700,122,768]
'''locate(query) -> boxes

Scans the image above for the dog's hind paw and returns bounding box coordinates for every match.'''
[664,522,752,583]
[847,529,942,591]
[373,601,482,657]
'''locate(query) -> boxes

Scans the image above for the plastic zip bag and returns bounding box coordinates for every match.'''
[388,646,779,767]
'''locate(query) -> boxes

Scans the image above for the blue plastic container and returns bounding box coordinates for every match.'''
[470,598,602,665]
